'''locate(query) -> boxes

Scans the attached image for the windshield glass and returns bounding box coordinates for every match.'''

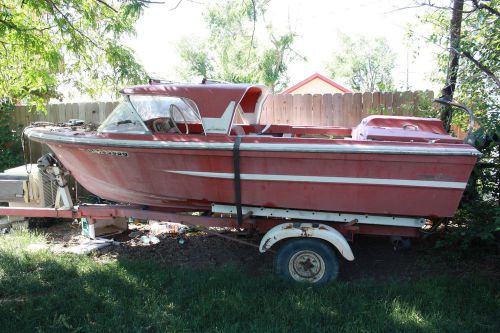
[129,95,202,123]
[98,99,149,134]
[98,95,203,134]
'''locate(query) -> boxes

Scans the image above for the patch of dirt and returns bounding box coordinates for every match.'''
[107,233,274,276]
[39,221,500,282]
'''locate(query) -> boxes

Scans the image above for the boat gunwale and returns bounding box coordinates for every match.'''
[25,128,482,157]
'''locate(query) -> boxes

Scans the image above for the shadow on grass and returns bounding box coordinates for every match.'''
[0,245,499,333]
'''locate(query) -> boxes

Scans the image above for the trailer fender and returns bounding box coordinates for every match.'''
[259,223,355,261]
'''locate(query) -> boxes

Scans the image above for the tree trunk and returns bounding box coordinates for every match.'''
[440,0,464,131]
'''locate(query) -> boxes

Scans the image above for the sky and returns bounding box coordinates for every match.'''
[123,0,443,92]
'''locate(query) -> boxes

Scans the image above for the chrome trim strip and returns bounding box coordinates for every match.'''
[240,143,480,156]
[167,170,467,189]
[25,129,481,156]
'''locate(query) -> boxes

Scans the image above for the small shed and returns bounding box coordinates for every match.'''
[281,73,352,95]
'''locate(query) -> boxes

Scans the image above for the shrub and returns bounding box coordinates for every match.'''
[436,201,500,251]
[0,102,24,171]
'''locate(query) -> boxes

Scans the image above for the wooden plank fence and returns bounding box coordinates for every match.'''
[260,91,434,127]
[13,102,119,127]
[13,91,434,128]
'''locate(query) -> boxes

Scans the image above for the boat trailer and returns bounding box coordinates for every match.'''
[0,163,426,284]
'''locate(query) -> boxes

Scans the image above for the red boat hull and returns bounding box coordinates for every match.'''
[41,133,477,218]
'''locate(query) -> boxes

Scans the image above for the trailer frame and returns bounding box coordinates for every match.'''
[0,163,424,283]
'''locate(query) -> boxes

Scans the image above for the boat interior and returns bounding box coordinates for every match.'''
[135,115,461,144]
[87,84,465,145]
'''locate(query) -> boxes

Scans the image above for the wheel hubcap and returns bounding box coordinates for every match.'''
[289,250,325,283]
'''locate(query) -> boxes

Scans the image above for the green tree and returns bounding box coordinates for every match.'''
[417,0,499,195]
[419,0,499,124]
[260,30,300,92]
[327,34,396,92]
[177,0,302,92]
[412,0,499,249]
[177,38,214,79]
[0,102,23,170]
[0,0,150,109]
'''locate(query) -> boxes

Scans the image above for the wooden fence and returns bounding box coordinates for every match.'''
[260,91,434,127]
[13,102,119,127]
[13,91,434,128]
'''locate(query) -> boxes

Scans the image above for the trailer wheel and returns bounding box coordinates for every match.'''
[275,238,339,284]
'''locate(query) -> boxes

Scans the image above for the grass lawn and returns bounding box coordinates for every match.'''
[0,230,499,333]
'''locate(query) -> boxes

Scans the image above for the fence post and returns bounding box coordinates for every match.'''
[312,94,322,125]
[392,92,402,115]
[332,93,343,127]
[351,93,362,127]
[341,93,353,127]
[292,94,301,125]
[302,94,313,125]
[274,94,286,124]
[402,91,412,116]
[322,94,333,126]
[284,94,293,125]
[361,92,373,118]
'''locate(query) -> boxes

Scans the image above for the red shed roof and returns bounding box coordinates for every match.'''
[281,73,352,94]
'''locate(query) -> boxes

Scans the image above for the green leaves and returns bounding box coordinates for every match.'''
[176,0,302,92]
[420,0,499,119]
[0,0,148,110]
[0,102,23,171]
[327,34,396,92]
[415,0,499,248]
[177,38,214,79]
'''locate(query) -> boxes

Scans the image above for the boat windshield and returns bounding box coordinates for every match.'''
[98,99,150,134]
[98,95,202,134]
[129,95,202,123]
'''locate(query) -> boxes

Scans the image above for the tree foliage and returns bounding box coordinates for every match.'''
[0,102,22,171]
[0,0,150,109]
[418,0,499,197]
[177,0,303,92]
[418,0,499,123]
[413,0,499,249]
[327,34,396,92]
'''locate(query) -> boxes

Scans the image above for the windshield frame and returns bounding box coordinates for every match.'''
[97,95,151,135]
[98,94,206,135]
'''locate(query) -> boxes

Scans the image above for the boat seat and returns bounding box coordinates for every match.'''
[352,115,463,143]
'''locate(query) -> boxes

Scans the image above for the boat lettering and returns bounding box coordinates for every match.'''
[86,149,128,157]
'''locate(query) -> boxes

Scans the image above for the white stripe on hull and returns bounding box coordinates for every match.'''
[166,170,466,189]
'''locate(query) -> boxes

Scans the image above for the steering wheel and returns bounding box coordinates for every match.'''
[169,104,189,134]
[152,118,176,133]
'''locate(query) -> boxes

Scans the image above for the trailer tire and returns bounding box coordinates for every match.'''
[275,238,339,284]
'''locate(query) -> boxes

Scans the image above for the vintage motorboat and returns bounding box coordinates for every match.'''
[24,82,480,219]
